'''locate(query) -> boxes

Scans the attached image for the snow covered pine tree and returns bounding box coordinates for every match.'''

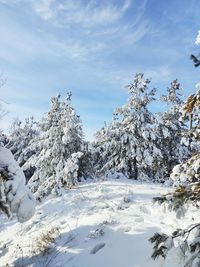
[155,79,190,180]
[95,73,162,181]
[6,117,38,167]
[27,93,85,200]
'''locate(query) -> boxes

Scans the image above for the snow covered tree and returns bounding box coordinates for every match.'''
[0,132,9,147]
[150,31,200,266]
[155,79,190,179]
[27,93,85,200]
[0,82,35,222]
[150,89,200,267]
[95,73,162,181]
[170,89,200,184]
[0,145,35,222]
[6,117,38,167]
[78,141,94,179]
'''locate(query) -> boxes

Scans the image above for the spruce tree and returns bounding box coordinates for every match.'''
[170,88,200,184]
[156,79,190,179]
[27,93,85,200]
[95,73,162,181]
[6,117,38,167]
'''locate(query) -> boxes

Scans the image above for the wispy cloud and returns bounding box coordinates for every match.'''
[1,0,198,139]
[33,0,54,20]
[33,0,132,26]
[145,66,172,83]
[0,0,148,65]
[31,0,149,50]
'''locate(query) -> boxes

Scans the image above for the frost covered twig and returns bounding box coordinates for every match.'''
[149,223,200,266]
[153,183,200,212]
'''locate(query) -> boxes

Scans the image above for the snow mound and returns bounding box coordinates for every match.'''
[0,147,35,222]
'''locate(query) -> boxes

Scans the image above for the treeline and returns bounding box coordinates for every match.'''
[0,74,198,201]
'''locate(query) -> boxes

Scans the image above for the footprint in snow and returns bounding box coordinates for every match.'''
[134,217,144,223]
[139,205,151,215]
[90,243,106,254]
[119,226,132,232]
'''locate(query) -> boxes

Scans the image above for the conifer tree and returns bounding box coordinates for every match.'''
[95,73,162,181]
[6,117,38,167]
[27,93,85,200]
[156,79,190,179]
[170,88,200,184]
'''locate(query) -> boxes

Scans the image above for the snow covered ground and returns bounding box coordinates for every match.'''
[0,178,199,267]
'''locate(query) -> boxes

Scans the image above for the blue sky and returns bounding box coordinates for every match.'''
[0,0,200,140]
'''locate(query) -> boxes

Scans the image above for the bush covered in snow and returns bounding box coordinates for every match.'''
[0,146,35,222]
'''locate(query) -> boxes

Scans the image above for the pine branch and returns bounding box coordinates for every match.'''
[153,183,200,209]
[190,54,200,67]
[172,223,200,239]
[150,223,200,262]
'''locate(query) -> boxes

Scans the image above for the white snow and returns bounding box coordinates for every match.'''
[0,147,35,223]
[0,178,199,267]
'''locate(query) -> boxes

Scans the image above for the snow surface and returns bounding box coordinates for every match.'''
[0,178,199,267]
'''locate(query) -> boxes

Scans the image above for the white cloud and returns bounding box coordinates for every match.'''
[0,0,18,4]
[145,66,172,82]
[32,0,132,27]
[100,66,172,87]
[195,30,200,45]
[0,0,150,140]
[120,22,149,45]
[33,0,54,20]
[0,0,148,64]
[122,0,132,12]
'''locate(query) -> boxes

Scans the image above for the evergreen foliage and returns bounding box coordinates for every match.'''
[27,93,85,200]
[156,79,190,179]
[149,223,200,267]
[6,117,38,167]
[150,38,200,265]
[95,73,163,181]
[0,146,35,222]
